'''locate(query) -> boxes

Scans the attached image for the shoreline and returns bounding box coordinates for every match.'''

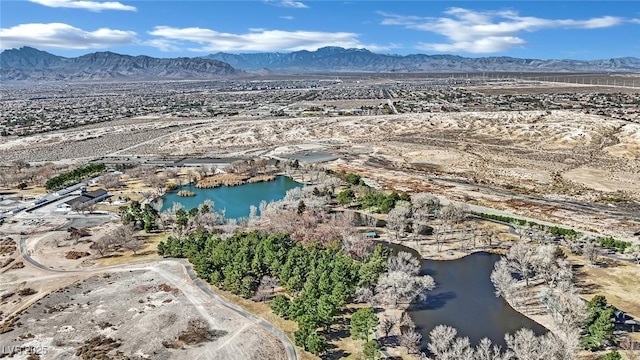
[383,236,558,338]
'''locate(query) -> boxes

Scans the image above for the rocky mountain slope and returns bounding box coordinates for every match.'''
[1,47,241,81]
[2,46,639,81]
[205,46,640,73]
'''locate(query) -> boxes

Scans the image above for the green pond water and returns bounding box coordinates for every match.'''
[159,176,302,219]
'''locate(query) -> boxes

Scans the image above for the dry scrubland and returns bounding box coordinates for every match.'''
[0,117,211,162]
[155,110,638,237]
[1,108,638,237]
[1,263,286,360]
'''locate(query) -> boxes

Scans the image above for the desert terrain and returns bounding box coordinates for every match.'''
[7,106,634,238]
[1,77,639,359]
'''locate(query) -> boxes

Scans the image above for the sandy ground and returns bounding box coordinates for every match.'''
[1,264,286,360]
[2,109,639,238]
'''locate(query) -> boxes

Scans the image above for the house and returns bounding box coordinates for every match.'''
[57,188,110,211]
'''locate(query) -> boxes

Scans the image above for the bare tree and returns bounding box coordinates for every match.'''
[539,283,587,335]
[375,270,435,307]
[400,327,422,354]
[91,234,113,257]
[428,325,458,358]
[621,337,640,360]
[255,276,279,302]
[504,328,541,360]
[354,287,374,305]
[112,225,135,251]
[379,316,397,339]
[582,242,598,265]
[343,235,374,261]
[375,252,435,307]
[386,201,411,240]
[412,194,440,244]
[400,312,415,329]
[506,241,536,286]
[437,204,468,243]
[85,202,99,214]
[123,236,145,255]
[490,258,518,300]
[474,338,506,360]
[387,251,420,275]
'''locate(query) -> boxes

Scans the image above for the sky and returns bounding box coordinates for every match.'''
[1,0,639,59]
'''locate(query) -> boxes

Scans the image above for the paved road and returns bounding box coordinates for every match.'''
[16,235,298,360]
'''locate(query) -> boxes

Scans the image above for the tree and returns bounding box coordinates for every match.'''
[270,295,290,317]
[386,202,411,240]
[91,234,113,257]
[378,316,397,338]
[350,307,378,342]
[337,189,355,205]
[428,324,457,358]
[400,327,422,354]
[583,307,615,350]
[621,337,639,360]
[601,351,622,360]
[297,200,306,215]
[363,340,381,360]
[490,258,518,300]
[375,252,435,307]
[583,242,599,265]
[506,240,536,286]
[306,332,328,356]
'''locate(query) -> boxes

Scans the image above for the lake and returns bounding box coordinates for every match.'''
[385,243,547,349]
[158,175,302,219]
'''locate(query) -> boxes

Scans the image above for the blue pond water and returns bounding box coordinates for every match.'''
[384,243,547,349]
[159,175,301,219]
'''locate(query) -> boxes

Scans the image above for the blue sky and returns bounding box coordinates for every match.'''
[1,0,639,59]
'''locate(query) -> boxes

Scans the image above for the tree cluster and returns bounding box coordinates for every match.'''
[45,162,105,190]
[334,172,409,213]
[425,325,578,360]
[158,230,391,356]
[90,225,143,257]
[121,201,159,233]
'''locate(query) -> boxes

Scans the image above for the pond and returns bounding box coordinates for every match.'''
[158,175,302,219]
[384,243,547,349]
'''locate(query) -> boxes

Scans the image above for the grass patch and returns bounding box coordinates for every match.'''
[210,287,318,360]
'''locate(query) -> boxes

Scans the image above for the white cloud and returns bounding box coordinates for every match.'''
[148,26,389,52]
[265,0,308,9]
[280,16,295,20]
[0,23,137,49]
[28,0,136,12]
[380,8,625,53]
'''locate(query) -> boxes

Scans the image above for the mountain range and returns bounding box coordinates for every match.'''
[2,46,640,81]
[204,46,640,73]
[0,47,240,81]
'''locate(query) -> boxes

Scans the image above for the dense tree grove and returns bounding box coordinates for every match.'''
[121,201,159,233]
[45,162,105,190]
[158,230,391,356]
